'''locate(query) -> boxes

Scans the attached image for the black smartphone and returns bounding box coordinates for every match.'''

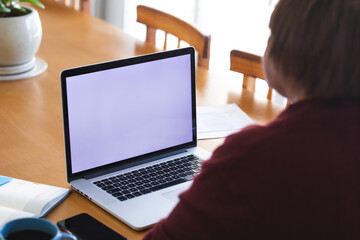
[57,213,128,240]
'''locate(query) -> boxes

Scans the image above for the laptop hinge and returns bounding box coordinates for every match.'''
[83,149,187,180]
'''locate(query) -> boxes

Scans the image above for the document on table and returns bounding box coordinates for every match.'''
[197,103,255,139]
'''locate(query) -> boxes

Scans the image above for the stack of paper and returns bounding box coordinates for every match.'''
[197,103,255,139]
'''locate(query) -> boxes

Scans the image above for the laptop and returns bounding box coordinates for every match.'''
[60,47,211,230]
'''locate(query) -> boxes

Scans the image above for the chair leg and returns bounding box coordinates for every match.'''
[146,27,156,45]
[243,76,248,89]
[197,55,210,69]
[246,76,256,93]
[267,88,272,101]
[163,32,168,50]
[80,0,91,13]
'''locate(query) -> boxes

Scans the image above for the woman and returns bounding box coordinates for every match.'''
[144,0,360,239]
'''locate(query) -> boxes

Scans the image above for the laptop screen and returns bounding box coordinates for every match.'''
[61,48,196,177]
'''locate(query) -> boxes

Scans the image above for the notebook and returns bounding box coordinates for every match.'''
[60,47,211,230]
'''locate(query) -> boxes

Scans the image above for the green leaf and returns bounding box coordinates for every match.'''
[13,4,27,13]
[19,0,44,9]
[0,1,11,13]
[11,1,21,8]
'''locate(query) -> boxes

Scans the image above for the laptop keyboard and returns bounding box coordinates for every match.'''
[93,154,201,201]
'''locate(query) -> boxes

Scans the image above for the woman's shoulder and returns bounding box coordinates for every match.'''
[206,97,359,167]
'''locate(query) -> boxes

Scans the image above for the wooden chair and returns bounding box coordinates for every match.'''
[137,5,211,69]
[230,49,291,106]
[230,49,273,100]
[55,0,90,13]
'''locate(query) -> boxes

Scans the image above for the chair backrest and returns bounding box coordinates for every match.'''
[230,49,273,100]
[136,5,211,69]
[230,49,291,106]
[55,0,90,13]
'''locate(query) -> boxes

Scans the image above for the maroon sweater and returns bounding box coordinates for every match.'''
[144,98,360,240]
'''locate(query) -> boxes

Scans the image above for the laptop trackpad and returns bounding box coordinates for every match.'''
[162,185,189,204]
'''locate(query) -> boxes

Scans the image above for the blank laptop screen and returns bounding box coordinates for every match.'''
[64,54,193,174]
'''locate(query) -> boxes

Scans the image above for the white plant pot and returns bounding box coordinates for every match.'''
[0,7,42,75]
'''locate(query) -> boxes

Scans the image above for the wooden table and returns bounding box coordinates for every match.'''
[0,1,283,239]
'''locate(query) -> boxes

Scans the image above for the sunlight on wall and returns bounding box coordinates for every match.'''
[99,0,287,106]
[123,0,278,68]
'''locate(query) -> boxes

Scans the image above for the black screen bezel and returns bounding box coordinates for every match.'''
[60,47,197,182]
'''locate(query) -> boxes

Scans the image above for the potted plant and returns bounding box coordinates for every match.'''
[0,0,44,75]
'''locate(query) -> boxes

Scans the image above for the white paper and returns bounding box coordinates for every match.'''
[0,206,36,226]
[197,104,255,139]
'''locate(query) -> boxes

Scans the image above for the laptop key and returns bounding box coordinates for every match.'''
[102,181,112,185]
[169,170,178,176]
[151,181,159,186]
[95,183,106,187]
[108,188,121,194]
[116,176,127,181]
[112,192,123,197]
[140,189,151,195]
[135,181,143,186]
[137,185,146,191]
[102,185,115,190]
[179,173,187,177]
[155,175,164,180]
[172,175,181,180]
[165,177,174,182]
[158,179,166,184]
[122,190,131,194]
[133,192,142,197]
[120,186,129,190]
[117,196,127,201]
[149,178,187,192]
[125,194,135,199]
